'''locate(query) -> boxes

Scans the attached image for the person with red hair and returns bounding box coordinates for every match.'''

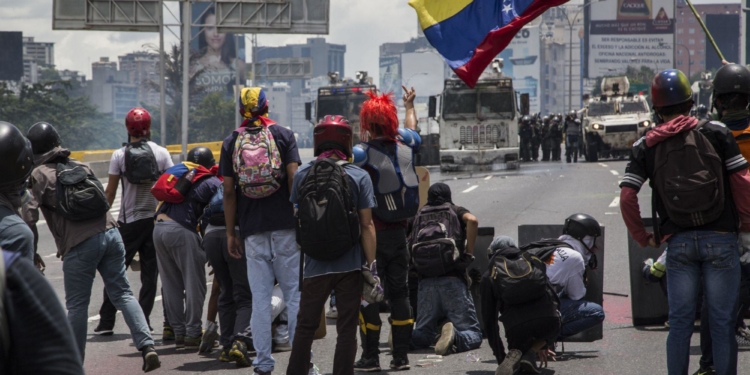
[352,86,420,371]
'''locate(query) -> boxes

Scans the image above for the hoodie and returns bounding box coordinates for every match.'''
[27,147,117,258]
[620,115,750,247]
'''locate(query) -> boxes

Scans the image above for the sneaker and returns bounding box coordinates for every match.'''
[308,363,321,375]
[326,306,338,319]
[200,321,219,353]
[495,349,522,375]
[141,345,161,373]
[519,350,541,374]
[163,326,175,341]
[229,340,252,368]
[737,327,750,348]
[692,366,716,375]
[390,355,410,371]
[185,336,202,350]
[434,322,455,356]
[353,356,381,372]
[274,341,293,352]
[219,346,232,362]
[94,323,114,336]
[175,335,185,349]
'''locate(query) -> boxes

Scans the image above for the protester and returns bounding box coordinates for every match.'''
[0,122,35,262]
[152,146,221,351]
[481,236,560,375]
[353,86,421,371]
[408,182,481,356]
[620,69,750,375]
[221,87,301,375]
[93,108,172,335]
[287,115,379,375]
[25,122,160,371]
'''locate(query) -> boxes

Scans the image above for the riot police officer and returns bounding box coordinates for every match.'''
[696,104,711,121]
[540,116,551,161]
[549,115,563,161]
[563,110,581,163]
[519,115,534,162]
[530,114,541,162]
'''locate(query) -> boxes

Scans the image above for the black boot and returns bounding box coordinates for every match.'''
[354,328,382,372]
[390,319,413,370]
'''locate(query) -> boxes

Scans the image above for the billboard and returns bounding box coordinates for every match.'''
[189,2,247,97]
[586,0,674,79]
[0,32,23,81]
[379,56,401,99]
[499,25,541,114]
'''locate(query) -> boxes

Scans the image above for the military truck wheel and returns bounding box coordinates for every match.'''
[587,144,599,162]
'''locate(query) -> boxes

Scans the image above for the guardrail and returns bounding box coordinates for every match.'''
[69,141,225,163]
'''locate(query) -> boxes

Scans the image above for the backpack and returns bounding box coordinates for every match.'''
[123,140,160,184]
[55,160,111,221]
[490,247,550,306]
[201,184,225,228]
[359,140,420,222]
[652,121,725,229]
[151,162,213,204]
[232,125,283,199]
[410,203,463,277]
[296,159,360,261]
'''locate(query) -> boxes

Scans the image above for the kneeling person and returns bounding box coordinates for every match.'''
[287,116,379,375]
[409,183,482,355]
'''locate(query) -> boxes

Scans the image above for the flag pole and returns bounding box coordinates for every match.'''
[684,0,725,62]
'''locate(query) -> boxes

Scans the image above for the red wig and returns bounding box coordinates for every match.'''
[360,90,399,140]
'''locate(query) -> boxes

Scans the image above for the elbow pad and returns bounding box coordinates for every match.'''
[397,128,421,148]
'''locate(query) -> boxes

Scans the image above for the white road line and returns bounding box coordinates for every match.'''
[44,253,56,258]
[609,197,620,207]
[155,296,163,302]
[610,170,620,176]
[605,212,619,215]
[484,175,493,181]
[462,185,479,193]
[598,163,608,167]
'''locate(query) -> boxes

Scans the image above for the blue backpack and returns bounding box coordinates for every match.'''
[201,185,225,229]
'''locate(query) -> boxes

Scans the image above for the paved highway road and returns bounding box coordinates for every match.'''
[31,156,750,374]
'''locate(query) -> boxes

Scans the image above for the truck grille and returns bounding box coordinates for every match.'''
[605,124,638,133]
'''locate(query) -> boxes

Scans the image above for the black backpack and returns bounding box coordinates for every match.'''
[410,204,463,277]
[296,159,360,261]
[55,160,110,221]
[490,240,565,306]
[123,140,159,185]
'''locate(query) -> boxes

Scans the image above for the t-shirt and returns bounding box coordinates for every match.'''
[157,176,222,233]
[620,121,749,235]
[109,141,173,223]
[218,123,301,239]
[290,162,376,279]
[0,206,34,261]
[545,245,587,300]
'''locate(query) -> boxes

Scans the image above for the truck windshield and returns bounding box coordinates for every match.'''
[347,94,368,121]
[620,101,648,114]
[479,91,514,117]
[443,92,477,118]
[588,102,616,116]
[317,96,348,121]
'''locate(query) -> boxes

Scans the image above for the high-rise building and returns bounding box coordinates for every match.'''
[86,57,137,121]
[118,51,159,106]
[540,4,584,114]
[675,2,741,76]
[21,36,54,84]
[266,83,292,130]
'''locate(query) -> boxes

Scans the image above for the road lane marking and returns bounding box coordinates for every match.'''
[605,212,619,215]
[599,163,608,167]
[462,185,479,193]
[484,175,492,180]
[610,170,620,176]
[44,253,57,258]
[609,197,620,207]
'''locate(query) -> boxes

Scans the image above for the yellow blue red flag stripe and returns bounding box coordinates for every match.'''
[410,0,570,88]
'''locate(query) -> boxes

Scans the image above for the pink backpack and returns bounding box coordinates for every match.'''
[232,124,283,198]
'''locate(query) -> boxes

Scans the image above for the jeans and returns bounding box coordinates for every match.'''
[410,277,483,353]
[62,228,153,360]
[558,298,605,339]
[244,229,300,373]
[666,231,740,375]
[287,271,362,375]
[204,229,252,347]
[98,218,159,328]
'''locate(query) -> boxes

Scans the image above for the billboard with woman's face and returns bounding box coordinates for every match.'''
[190,3,247,97]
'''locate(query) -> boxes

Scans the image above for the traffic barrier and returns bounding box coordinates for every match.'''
[518,224,605,342]
[468,227,495,335]
[628,218,669,326]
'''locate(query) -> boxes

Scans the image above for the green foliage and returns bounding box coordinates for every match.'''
[0,81,125,150]
[189,92,237,142]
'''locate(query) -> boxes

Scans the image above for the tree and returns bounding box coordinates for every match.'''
[189,92,236,143]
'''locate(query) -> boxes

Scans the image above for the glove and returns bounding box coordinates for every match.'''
[740,233,750,265]
[362,261,384,304]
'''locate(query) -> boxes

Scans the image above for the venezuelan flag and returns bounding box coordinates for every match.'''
[410,0,570,88]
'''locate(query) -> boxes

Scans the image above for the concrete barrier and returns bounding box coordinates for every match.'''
[518,224,605,342]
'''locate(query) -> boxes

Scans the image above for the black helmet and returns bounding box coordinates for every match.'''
[187,147,215,169]
[27,122,61,155]
[0,122,34,190]
[521,115,532,124]
[542,116,550,125]
[567,110,577,120]
[651,69,692,108]
[563,213,602,243]
[696,104,708,115]
[713,63,750,96]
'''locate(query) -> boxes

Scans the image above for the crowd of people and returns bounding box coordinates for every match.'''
[518,111,580,163]
[2,64,750,375]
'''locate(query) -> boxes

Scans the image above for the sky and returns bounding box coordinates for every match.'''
[0,0,737,83]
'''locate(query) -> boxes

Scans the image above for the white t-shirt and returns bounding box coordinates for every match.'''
[109,141,173,223]
[546,237,588,301]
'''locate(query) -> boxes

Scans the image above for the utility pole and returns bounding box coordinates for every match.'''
[181,1,190,160]
[159,19,166,146]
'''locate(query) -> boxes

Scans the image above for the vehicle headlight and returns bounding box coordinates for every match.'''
[592,123,603,130]
[640,120,651,128]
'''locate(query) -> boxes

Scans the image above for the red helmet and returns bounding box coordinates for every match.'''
[125,107,152,137]
[314,115,353,157]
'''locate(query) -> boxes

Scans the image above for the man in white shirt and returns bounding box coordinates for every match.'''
[95,108,174,335]
[546,214,605,339]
